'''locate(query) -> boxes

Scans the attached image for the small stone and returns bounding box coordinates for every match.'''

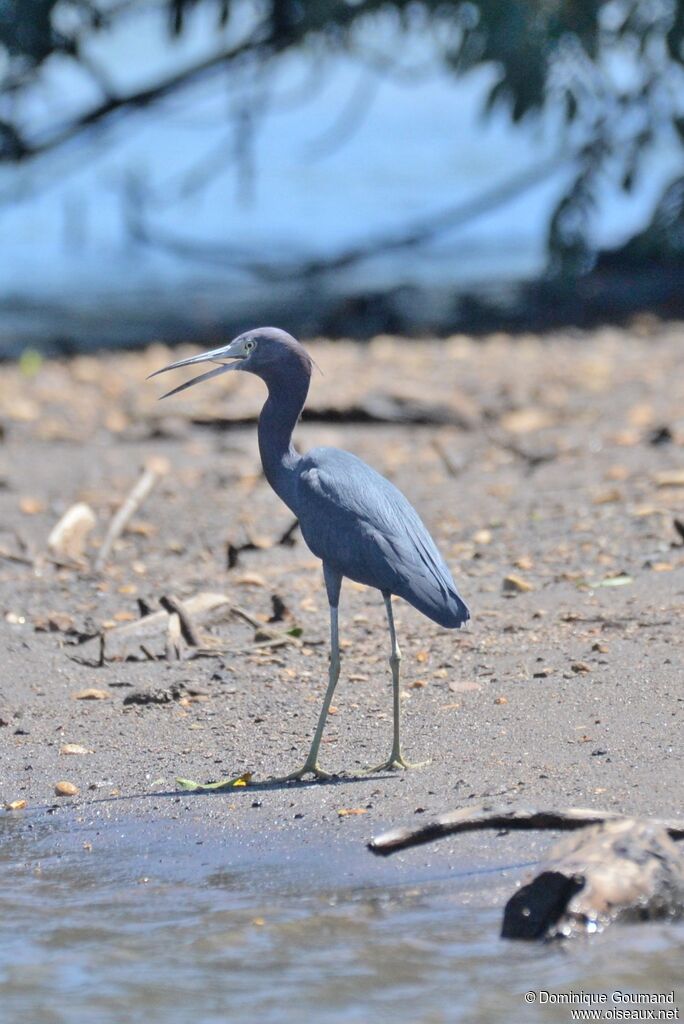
[494,696,508,705]
[19,496,45,516]
[593,488,622,505]
[54,781,79,797]
[502,574,534,593]
[5,799,27,811]
[60,744,93,756]
[33,612,75,633]
[592,642,609,654]
[571,661,591,674]
[448,680,481,693]
[500,407,553,433]
[236,573,267,587]
[73,688,109,700]
[655,470,684,488]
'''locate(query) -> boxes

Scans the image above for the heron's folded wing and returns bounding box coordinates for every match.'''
[296,449,468,626]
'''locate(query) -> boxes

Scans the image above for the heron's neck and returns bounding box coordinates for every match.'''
[257,374,308,513]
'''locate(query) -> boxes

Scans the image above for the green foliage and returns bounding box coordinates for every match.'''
[0,0,61,66]
[168,0,231,35]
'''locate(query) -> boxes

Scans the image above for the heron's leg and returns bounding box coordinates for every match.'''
[274,568,342,782]
[367,594,427,772]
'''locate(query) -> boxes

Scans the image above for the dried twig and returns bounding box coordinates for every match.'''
[159,595,202,646]
[277,518,300,546]
[227,517,299,568]
[165,612,182,661]
[230,605,264,630]
[431,437,467,478]
[0,545,34,567]
[485,428,558,473]
[95,457,170,569]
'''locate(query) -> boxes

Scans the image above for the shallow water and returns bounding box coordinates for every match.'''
[1,811,682,1024]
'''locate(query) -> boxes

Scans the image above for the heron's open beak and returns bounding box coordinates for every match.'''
[147,340,246,399]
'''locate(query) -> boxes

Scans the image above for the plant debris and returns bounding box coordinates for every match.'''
[47,502,96,561]
[95,457,170,570]
[175,772,252,792]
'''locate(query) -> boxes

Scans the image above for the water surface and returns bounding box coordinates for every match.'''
[1,811,682,1024]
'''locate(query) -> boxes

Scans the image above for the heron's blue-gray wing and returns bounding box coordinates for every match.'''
[296,448,469,629]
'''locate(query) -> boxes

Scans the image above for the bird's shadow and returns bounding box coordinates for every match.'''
[29,770,398,817]
[158,769,397,800]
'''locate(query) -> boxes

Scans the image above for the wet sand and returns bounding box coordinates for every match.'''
[1,324,683,872]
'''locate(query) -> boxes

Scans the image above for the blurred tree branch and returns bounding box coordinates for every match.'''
[127,145,577,279]
[1,0,684,275]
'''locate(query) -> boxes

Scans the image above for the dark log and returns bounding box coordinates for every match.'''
[502,819,684,940]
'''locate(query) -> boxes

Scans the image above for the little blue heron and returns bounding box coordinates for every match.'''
[150,328,469,780]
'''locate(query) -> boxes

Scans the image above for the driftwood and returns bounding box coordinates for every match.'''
[72,591,303,663]
[502,819,684,940]
[368,805,684,855]
[369,805,684,941]
[95,456,170,569]
[103,591,230,661]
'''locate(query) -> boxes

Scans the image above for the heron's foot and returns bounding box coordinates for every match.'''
[271,762,334,783]
[365,753,430,773]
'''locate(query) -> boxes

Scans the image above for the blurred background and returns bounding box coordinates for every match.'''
[1,0,683,355]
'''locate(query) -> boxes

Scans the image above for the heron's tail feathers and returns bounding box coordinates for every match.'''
[433,588,470,630]
[399,580,469,630]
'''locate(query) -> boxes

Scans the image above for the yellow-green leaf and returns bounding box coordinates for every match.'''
[175,772,252,792]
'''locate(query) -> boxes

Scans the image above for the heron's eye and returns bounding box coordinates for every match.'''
[244,339,256,353]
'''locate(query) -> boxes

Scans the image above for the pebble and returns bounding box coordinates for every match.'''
[54,781,79,797]
[502,574,534,593]
[5,799,27,811]
[60,744,93,755]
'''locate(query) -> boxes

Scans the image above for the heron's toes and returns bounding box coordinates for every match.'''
[272,763,333,783]
[365,755,429,773]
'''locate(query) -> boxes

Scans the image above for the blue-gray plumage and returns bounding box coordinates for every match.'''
[149,327,469,780]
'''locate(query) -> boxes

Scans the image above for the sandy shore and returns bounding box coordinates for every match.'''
[1,324,683,871]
